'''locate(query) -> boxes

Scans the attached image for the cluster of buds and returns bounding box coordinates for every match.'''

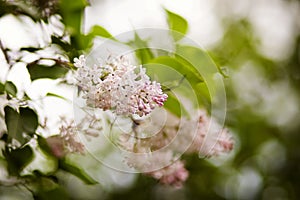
[74,55,168,117]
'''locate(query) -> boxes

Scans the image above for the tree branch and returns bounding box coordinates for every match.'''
[0,39,10,66]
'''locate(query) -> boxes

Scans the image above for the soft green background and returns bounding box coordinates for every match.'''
[0,0,300,199]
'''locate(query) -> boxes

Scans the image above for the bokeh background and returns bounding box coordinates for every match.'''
[1,0,300,199]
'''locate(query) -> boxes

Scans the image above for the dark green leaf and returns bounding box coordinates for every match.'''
[34,186,69,200]
[37,135,55,157]
[0,82,4,94]
[51,36,73,52]
[59,159,98,185]
[5,81,17,96]
[20,107,38,134]
[4,106,24,144]
[4,106,38,144]
[164,8,188,41]
[27,63,68,81]
[3,145,34,176]
[89,25,115,40]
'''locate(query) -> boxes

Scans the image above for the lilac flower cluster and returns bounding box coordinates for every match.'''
[46,120,84,158]
[119,109,234,187]
[74,55,168,117]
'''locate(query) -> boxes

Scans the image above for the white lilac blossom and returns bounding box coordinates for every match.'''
[74,55,168,117]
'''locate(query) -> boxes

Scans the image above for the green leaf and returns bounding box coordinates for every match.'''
[0,81,17,96]
[20,107,38,134]
[33,177,69,200]
[4,106,39,144]
[51,36,73,52]
[146,56,203,84]
[59,0,88,11]
[75,34,93,51]
[5,81,17,96]
[175,45,224,107]
[3,145,34,176]
[34,186,69,200]
[164,8,188,41]
[59,0,88,35]
[27,63,68,81]
[46,93,69,101]
[37,135,55,157]
[0,82,4,94]
[127,32,154,64]
[89,25,115,40]
[163,92,182,117]
[59,159,98,185]
[59,0,89,50]
[4,106,24,144]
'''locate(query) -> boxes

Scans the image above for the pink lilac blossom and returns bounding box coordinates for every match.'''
[74,55,168,117]
[119,109,234,187]
[146,160,189,188]
[76,113,102,140]
[46,120,84,158]
[186,110,234,156]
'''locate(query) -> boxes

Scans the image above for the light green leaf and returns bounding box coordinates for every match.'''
[59,0,88,35]
[89,25,115,40]
[127,32,154,64]
[163,92,182,117]
[175,45,223,107]
[59,159,98,185]
[146,56,203,84]
[165,8,188,41]
[46,93,69,101]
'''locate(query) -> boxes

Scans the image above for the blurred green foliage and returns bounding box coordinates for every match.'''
[0,0,299,200]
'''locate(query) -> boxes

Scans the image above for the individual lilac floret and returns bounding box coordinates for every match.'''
[74,55,168,117]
